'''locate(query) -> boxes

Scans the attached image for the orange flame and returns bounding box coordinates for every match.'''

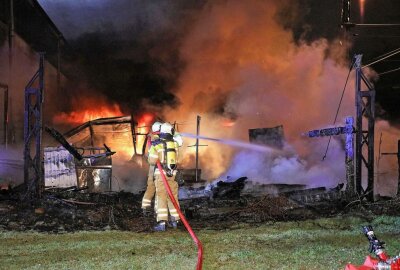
[52,97,123,125]
[135,113,154,155]
[222,119,236,127]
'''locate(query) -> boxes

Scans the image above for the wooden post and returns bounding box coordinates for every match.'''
[195,115,201,182]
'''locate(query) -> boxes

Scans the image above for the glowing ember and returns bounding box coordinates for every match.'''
[222,119,236,127]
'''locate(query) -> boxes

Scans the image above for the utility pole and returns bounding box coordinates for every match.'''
[305,116,355,194]
[354,54,375,201]
[382,140,400,196]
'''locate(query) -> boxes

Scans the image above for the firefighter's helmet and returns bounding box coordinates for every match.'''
[160,122,174,135]
[151,121,162,132]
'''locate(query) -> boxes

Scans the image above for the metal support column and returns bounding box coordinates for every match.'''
[341,0,350,26]
[354,54,375,201]
[195,115,201,182]
[345,117,355,194]
[130,115,138,156]
[24,53,45,198]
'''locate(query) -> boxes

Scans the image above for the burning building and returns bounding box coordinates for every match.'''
[44,115,153,193]
[1,0,399,199]
[0,0,66,186]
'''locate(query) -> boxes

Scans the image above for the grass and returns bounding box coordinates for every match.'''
[1,216,400,270]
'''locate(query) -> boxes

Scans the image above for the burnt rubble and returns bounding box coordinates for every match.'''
[1,180,400,233]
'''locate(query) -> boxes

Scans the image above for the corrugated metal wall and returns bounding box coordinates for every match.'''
[44,146,77,187]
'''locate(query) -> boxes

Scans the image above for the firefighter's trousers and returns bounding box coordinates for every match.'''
[141,164,156,209]
[154,171,180,222]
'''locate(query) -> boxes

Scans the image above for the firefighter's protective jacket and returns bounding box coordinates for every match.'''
[147,138,179,176]
[148,136,181,222]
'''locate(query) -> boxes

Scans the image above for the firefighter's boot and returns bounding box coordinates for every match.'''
[170,216,181,229]
[153,221,166,232]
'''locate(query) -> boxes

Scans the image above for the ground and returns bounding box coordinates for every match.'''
[1,189,400,269]
[1,216,400,269]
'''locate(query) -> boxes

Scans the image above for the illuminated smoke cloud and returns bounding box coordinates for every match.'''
[4,0,398,194]
[375,120,400,195]
[164,0,399,193]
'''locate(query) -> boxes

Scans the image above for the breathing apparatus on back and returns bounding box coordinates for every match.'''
[159,123,178,177]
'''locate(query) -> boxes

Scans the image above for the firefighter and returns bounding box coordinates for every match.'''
[141,121,162,215]
[148,122,182,231]
[141,122,183,216]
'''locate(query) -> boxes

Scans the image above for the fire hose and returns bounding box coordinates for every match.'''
[345,225,400,270]
[156,161,204,270]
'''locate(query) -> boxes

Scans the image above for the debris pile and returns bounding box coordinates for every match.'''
[0,189,148,232]
[1,182,399,233]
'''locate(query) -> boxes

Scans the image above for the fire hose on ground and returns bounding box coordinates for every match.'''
[156,160,204,270]
[345,225,400,270]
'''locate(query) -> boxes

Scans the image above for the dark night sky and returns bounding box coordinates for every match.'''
[286,0,400,124]
[38,0,400,123]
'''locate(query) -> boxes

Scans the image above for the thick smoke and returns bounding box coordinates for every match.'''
[162,0,400,195]
[375,120,400,195]
[36,0,400,194]
[38,0,206,115]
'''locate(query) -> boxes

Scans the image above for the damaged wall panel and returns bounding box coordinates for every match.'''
[249,125,285,149]
[44,147,77,187]
[44,146,112,192]
[67,119,135,161]
[75,150,112,193]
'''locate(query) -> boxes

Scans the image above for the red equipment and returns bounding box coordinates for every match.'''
[345,226,400,270]
[156,161,203,270]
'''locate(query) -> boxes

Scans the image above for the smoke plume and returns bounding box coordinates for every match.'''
[36,0,400,194]
[38,0,207,115]
[162,0,399,195]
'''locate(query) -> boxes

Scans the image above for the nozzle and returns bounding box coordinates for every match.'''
[362,225,374,237]
[362,225,386,259]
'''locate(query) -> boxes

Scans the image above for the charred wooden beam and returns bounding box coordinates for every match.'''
[212,177,247,199]
[46,126,116,161]
[64,116,132,138]
[45,126,83,160]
